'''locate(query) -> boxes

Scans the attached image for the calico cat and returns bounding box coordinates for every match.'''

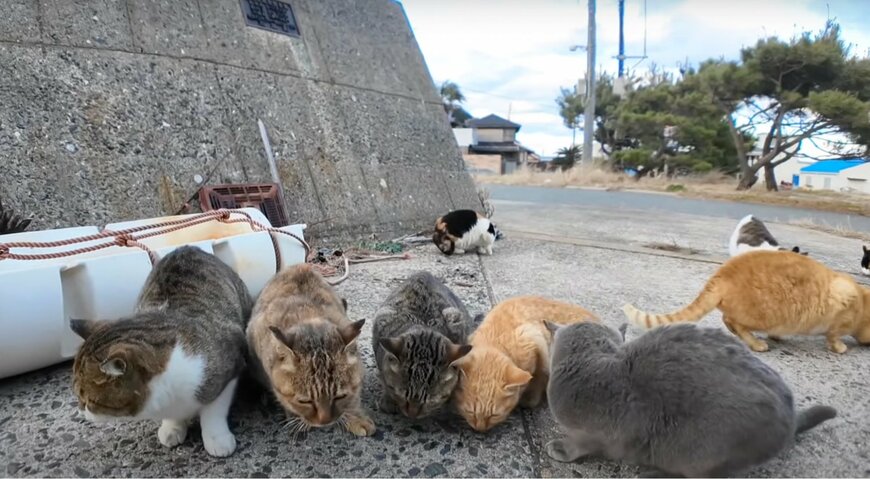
[861,245,869,276]
[70,246,253,457]
[246,264,374,437]
[729,214,806,257]
[452,296,597,432]
[372,271,473,419]
[623,250,870,353]
[433,209,501,256]
[545,322,837,477]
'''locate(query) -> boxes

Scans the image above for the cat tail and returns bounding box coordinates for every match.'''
[795,405,837,435]
[622,284,720,329]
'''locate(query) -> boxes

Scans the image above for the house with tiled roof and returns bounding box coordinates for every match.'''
[452,114,537,175]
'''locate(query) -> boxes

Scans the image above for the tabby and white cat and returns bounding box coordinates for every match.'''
[452,296,598,432]
[545,321,837,477]
[70,246,253,457]
[433,209,501,256]
[624,250,870,353]
[729,214,805,257]
[246,264,374,437]
[372,271,473,419]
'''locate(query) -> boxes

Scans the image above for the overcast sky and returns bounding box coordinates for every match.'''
[400,0,870,158]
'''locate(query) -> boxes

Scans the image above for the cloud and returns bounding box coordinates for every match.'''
[401,0,870,157]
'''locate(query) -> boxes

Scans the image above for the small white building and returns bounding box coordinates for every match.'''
[798,159,870,193]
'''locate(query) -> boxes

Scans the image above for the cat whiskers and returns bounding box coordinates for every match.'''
[281,416,311,440]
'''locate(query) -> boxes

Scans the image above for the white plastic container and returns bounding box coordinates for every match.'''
[0,208,307,379]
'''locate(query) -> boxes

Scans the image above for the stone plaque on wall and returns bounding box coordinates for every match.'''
[240,0,300,37]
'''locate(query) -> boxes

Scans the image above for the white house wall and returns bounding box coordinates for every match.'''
[842,162,870,194]
[800,164,870,194]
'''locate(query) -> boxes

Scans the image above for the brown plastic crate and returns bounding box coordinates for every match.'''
[198,183,290,227]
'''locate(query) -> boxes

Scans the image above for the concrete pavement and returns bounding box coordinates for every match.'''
[1,196,868,477]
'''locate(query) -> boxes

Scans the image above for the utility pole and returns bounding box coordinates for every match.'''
[617,0,625,77]
[582,0,596,165]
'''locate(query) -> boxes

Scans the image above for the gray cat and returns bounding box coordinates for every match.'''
[70,246,253,457]
[372,271,473,418]
[545,322,836,477]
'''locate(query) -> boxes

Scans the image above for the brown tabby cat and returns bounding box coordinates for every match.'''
[452,296,598,432]
[246,264,375,436]
[624,250,870,354]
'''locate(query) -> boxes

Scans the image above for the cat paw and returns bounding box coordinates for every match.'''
[344,413,376,437]
[749,340,769,352]
[202,430,237,457]
[157,420,188,448]
[545,439,585,463]
[828,341,848,354]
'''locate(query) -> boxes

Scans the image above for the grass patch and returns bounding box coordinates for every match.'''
[786,218,870,242]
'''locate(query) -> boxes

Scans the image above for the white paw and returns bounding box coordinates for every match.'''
[203,430,237,457]
[157,421,188,448]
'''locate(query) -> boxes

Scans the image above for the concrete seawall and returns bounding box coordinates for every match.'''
[0,0,481,239]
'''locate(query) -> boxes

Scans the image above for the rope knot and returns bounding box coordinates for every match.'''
[114,234,136,248]
[0,244,9,258]
[218,210,232,221]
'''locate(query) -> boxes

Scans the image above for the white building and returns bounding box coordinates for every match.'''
[798,159,870,194]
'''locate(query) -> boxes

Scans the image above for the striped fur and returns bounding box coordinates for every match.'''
[71,246,253,456]
[623,250,870,353]
[246,264,375,437]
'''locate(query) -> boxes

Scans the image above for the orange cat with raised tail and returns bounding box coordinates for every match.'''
[452,296,598,432]
[623,250,870,354]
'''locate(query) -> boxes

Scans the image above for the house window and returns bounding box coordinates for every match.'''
[823,177,832,190]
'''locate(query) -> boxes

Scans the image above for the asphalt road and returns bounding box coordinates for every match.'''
[486,185,870,232]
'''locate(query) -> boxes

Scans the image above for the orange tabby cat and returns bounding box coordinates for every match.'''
[623,250,870,354]
[452,296,598,432]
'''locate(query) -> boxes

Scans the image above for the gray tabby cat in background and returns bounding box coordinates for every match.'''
[71,246,253,457]
[545,322,836,477]
[372,271,473,418]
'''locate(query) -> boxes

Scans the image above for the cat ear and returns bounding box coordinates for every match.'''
[864,245,868,253]
[379,337,404,359]
[100,357,127,377]
[543,320,561,336]
[618,323,628,342]
[339,319,365,346]
[503,366,532,391]
[446,343,472,364]
[269,326,296,353]
[70,319,100,340]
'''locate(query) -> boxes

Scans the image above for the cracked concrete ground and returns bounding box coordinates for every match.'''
[1,195,869,477]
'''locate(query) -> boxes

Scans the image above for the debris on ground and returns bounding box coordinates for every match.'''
[308,245,412,285]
